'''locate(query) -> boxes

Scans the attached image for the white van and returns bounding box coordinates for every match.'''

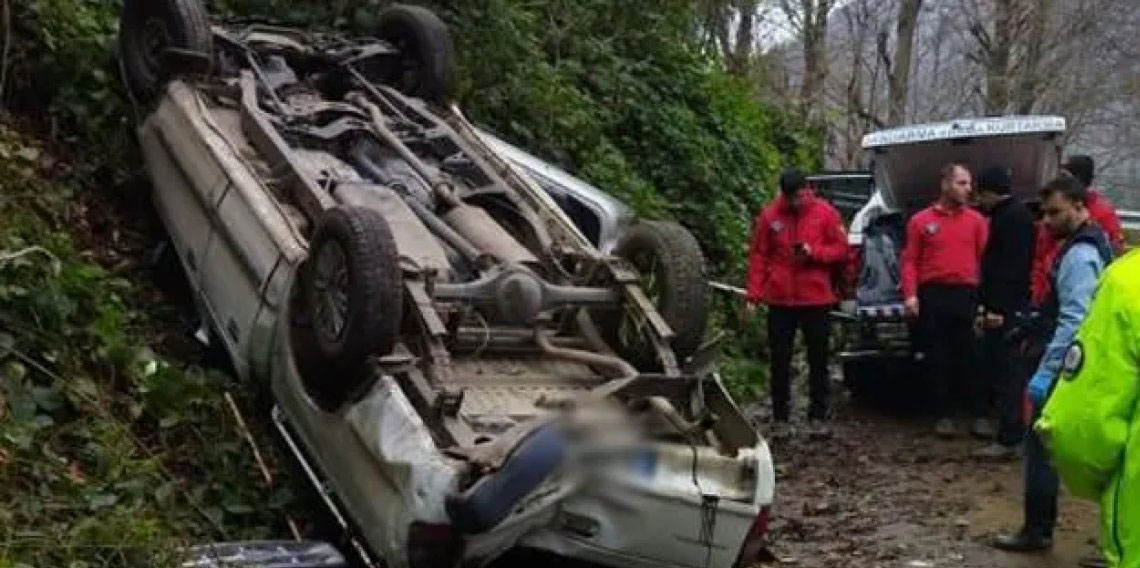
[836,115,1066,394]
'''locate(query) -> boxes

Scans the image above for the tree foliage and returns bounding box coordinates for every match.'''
[0,127,308,568]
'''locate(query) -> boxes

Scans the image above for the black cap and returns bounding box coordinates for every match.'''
[978,165,1012,195]
[779,168,805,196]
[1062,155,1094,187]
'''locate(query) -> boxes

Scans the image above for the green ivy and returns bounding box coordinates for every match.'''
[0,128,308,567]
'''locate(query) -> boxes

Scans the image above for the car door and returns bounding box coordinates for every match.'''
[143,84,306,380]
[139,91,219,324]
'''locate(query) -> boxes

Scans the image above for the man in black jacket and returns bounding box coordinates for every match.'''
[972,165,1036,459]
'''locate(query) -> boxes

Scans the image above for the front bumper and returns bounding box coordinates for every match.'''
[834,303,914,361]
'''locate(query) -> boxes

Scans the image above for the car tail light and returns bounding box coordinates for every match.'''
[734,506,771,567]
[407,522,461,568]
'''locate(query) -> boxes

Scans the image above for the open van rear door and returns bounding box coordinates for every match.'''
[862,116,1066,216]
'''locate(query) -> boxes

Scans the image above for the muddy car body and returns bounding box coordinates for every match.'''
[121,1,774,567]
[836,115,1066,392]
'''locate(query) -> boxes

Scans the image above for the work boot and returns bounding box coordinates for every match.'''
[970,417,996,440]
[971,442,1023,461]
[934,418,957,438]
[991,528,1053,552]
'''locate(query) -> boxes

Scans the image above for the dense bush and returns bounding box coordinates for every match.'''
[441,1,778,272]
[0,128,306,568]
[5,0,135,187]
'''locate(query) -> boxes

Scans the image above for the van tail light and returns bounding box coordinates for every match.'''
[734,506,771,567]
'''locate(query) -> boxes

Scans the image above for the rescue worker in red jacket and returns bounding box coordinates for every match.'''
[1030,155,1125,306]
[901,163,989,438]
[746,169,848,438]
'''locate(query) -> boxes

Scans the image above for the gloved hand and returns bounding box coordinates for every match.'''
[1028,371,1053,406]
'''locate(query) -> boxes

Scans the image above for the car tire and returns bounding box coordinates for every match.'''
[119,0,213,103]
[376,4,456,105]
[605,221,709,369]
[303,206,403,404]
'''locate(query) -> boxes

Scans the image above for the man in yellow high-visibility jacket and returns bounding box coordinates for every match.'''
[1037,248,1140,568]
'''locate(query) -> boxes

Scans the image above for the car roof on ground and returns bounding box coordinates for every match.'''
[861,115,1066,149]
[474,128,631,214]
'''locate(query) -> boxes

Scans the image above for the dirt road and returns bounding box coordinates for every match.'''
[752,390,1101,568]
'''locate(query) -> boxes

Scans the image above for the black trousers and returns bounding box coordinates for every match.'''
[768,306,831,421]
[981,323,1029,445]
[915,284,977,418]
[1023,402,1059,537]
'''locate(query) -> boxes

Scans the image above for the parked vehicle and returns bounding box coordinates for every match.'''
[119,1,774,567]
[835,115,1066,396]
[806,170,873,225]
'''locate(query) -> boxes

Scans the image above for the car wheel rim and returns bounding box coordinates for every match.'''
[312,241,350,344]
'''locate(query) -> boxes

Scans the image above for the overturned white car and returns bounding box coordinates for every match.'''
[119,1,775,567]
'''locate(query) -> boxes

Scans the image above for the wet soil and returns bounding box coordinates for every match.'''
[751,386,1101,568]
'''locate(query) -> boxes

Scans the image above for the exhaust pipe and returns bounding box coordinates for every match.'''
[441,205,538,267]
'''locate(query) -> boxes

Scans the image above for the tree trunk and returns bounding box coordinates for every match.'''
[712,5,733,62]
[799,0,832,120]
[887,0,922,125]
[729,0,758,75]
[1013,0,1049,114]
[984,0,1015,115]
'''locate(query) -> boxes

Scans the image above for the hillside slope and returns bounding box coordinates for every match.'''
[0,126,313,566]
